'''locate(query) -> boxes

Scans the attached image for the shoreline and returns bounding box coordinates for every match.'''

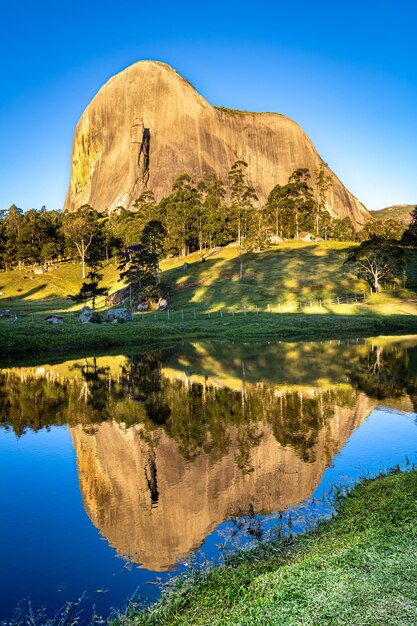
[1,312,417,362]
[114,469,417,625]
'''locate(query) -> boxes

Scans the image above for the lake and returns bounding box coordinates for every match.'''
[2,336,417,621]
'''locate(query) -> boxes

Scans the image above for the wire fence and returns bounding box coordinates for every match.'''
[0,283,402,325]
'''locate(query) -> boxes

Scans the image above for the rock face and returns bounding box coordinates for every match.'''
[64,61,369,228]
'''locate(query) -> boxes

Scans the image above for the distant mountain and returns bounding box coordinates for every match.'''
[372,204,416,224]
[64,60,370,228]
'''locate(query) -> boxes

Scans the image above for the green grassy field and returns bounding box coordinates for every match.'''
[114,469,417,626]
[0,241,416,358]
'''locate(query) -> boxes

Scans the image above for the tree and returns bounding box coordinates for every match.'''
[402,207,417,246]
[228,161,258,279]
[344,237,406,292]
[62,206,100,278]
[198,175,228,248]
[118,220,167,306]
[69,268,109,309]
[131,191,157,225]
[328,216,355,242]
[4,205,23,269]
[139,220,166,284]
[313,163,333,236]
[266,183,286,238]
[285,168,314,240]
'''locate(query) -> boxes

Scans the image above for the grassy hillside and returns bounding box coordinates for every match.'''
[0,242,375,316]
[371,204,416,224]
[1,241,417,359]
[118,469,417,625]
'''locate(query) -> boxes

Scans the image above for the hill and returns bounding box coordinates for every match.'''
[64,60,369,228]
[372,204,416,224]
[0,242,370,317]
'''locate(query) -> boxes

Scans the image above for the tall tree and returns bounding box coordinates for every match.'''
[198,175,228,248]
[62,206,100,278]
[286,168,314,240]
[228,161,258,279]
[314,163,333,236]
[159,174,200,256]
[4,205,23,269]
[266,183,286,238]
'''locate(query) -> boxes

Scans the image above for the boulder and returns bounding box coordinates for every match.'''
[137,302,149,312]
[79,307,103,324]
[157,298,168,311]
[45,315,64,324]
[106,308,133,322]
[33,267,45,275]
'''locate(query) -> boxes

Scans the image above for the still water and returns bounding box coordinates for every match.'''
[2,337,417,619]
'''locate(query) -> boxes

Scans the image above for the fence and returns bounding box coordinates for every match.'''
[0,284,401,325]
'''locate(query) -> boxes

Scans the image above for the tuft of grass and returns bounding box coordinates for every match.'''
[114,469,417,625]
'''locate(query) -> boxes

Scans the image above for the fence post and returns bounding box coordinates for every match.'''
[255,305,258,314]
[346,295,348,303]
[220,309,223,318]
[232,310,235,317]
[181,309,184,321]
[243,306,246,317]
[319,300,322,308]
[141,312,144,321]
[267,304,270,312]
[337,297,340,305]
[167,310,170,321]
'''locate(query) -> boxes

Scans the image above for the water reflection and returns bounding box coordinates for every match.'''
[1,338,417,571]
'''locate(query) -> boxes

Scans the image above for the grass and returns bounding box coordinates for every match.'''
[0,241,417,359]
[113,469,417,625]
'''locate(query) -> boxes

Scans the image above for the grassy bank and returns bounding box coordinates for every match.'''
[115,469,417,625]
[1,301,417,360]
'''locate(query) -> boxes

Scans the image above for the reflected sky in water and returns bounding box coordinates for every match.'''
[1,337,417,619]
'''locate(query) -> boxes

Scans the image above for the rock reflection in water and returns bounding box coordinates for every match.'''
[2,338,417,571]
[71,391,370,570]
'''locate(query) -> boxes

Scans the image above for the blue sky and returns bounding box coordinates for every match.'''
[1,0,416,213]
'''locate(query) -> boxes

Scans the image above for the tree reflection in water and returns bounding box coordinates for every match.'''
[1,339,417,569]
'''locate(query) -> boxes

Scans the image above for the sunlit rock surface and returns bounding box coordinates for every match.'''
[64,60,369,227]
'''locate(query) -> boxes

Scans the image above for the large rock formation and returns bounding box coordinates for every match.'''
[64,61,370,228]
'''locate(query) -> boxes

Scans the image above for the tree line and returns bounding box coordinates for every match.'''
[1,161,409,274]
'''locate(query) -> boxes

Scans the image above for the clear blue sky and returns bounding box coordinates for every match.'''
[1,0,416,213]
